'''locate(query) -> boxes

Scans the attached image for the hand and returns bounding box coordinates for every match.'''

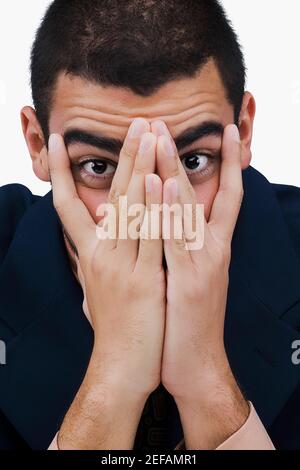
[48,119,166,449]
[152,121,249,449]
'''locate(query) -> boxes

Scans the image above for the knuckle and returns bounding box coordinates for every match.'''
[204,259,216,279]
[90,250,108,277]
[223,246,232,264]
[133,164,147,176]
[231,187,244,205]
[168,166,180,178]
[139,236,150,252]
[181,275,200,301]
[53,198,68,218]
[173,236,186,250]
[238,188,245,205]
[216,246,231,271]
[53,201,64,218]
[90,256,101,277]
[54,195,77,213]
[121,147,136,161]
[108,186,121,205]
[77,249,90,270]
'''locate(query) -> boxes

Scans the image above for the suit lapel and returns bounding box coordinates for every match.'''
[0,191,94,449]
[226,167,300,429]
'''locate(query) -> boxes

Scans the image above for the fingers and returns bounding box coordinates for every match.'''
[136,174,163,269]
[108,118,150,205]
[208,124,243,243]
[163,178,191,272]
[152,121,197,207]
[98,118,150,250]
[153,121,199,257]
[48,133,96,258]
[117,133,157,259]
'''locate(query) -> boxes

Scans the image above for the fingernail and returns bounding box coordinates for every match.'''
[139,133,155,154]
[152,120,169,137]
[49,133,61,152]
[129,118,147,139]
[146,174,155,193]
[228,124,240,143]
[163,136,175,157]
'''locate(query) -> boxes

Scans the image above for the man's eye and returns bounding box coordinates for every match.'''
[80,159,116,177]
[181,153,210,175]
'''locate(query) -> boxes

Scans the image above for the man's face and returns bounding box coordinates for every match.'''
[48,60,237,221]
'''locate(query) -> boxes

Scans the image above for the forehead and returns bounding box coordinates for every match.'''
[49,59,234,137]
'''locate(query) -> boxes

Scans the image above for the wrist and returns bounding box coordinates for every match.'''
[58,352,149,450]
[90,342,158,400]
[174,364,249,450]
[86,350,150,412]
[58,381,147,450]
[171,351,237,402]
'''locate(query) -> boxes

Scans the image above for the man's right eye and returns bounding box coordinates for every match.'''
[79,159,116,177]
[71,158,117,189]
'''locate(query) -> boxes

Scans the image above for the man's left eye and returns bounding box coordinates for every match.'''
[81,159,116,176]
[181,153,210,174]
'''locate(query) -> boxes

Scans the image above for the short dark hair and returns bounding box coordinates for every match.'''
[30,0,246,141]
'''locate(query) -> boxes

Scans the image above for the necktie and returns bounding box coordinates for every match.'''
[133,382,183,450]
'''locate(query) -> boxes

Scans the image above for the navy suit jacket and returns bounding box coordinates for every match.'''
[0,166,300,449]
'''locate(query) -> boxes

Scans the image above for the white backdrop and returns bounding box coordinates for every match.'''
[0,0,300,195]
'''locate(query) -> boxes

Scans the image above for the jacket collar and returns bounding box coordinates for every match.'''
[226,167,300,430]
[0,191,94,448]
[232,167,300,316]
[0,167,300,447]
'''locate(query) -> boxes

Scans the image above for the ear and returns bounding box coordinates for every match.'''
[20,106,50,182]
[238,92,256,170]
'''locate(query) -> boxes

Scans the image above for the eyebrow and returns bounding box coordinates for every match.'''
[64,120,224,155]
[175,121,223,151]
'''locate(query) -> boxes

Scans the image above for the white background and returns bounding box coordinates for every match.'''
[0,0,300,196]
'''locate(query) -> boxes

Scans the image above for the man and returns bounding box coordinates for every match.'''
[0,0,299,450]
